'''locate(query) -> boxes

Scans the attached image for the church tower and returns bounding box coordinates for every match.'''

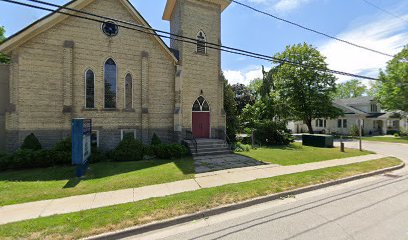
[163,0,230,140]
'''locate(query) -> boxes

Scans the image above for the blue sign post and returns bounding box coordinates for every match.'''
[72,118,92,177]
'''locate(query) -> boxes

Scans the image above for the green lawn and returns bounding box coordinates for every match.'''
[0,158,194,206]
[363,136,408,144]
[237,143,372,166]
[0,157,401,240]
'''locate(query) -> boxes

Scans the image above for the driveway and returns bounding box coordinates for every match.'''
[335,140,408,163]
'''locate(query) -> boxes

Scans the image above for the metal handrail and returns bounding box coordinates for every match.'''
[185,130,198,154]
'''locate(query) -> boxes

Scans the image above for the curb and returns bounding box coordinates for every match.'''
[86,162,405,240]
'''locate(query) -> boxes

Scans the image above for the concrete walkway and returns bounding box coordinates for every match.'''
[0,153,386,225]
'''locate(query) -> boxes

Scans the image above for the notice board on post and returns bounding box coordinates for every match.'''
[72,118,92,166]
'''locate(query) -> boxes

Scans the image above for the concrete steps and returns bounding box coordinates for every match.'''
[184,138,232,157]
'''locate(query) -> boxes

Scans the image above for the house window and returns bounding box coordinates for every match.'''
[85,69,95,109]
[125,73,133,109]
[316,119,326,128]
[343,119,347,128]
[371,104,378,112]
[104,58,117,109]
[121,129,136,140]
[338,119,347,128]
[91,130,99,148]
[196,31,206,54]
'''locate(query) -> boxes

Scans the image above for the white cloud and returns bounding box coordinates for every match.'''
[273,0,312,12]
[319,14,408,85]
[224,66,269,85]
[244,0,313,12]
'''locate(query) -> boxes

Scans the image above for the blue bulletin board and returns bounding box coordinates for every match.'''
[72,119,92,176]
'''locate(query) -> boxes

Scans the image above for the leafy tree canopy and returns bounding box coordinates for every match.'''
[334,79,367,99]
[222,73,239,142]
[272,43,343,133]
[375,45,408,112]
[0,26,10,63]
[231,83,255,114]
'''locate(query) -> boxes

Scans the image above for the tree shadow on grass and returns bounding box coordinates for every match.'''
[0,157,195,183]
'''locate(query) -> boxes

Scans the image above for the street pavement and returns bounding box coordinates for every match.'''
[126,141,408,240]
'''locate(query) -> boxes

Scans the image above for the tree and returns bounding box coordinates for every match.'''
[0,26,10,64]
[231,83,255,114]
[272,43,343,134]
[248,78,263,100]
[223,73,239,142]
[334,79,367,99]
[375,45,408,112]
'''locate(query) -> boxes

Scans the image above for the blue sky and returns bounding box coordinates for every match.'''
[1,0,407,85]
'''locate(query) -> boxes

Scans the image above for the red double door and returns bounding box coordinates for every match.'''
[192,112,210,138]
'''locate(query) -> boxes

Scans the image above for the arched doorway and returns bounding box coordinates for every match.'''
[192,96,210,138]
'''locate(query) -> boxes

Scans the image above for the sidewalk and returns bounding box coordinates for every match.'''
[0,153,386,225]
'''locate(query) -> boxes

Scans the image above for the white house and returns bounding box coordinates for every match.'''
[289,96,406,136]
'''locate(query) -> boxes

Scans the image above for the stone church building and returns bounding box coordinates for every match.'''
[0,0,230,151]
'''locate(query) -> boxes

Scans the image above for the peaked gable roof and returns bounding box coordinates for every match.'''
[0,0,178,63]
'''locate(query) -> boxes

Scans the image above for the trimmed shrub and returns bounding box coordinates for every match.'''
[151,133,162,145]
[144,145,157,157]
[400,128,408,137]
[53,137,72,152]
[387,130,400,135]
[89,147,109,164]
[153,144,189,159]
[253,120,294,146]
[21,133,42,150]
[234,142,250,152]
[349,125,360,137]
[111,135,144,162]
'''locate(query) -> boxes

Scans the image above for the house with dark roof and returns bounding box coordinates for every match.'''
[288,96,407,135]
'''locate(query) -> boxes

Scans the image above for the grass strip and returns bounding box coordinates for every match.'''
[0,158,194,206]
[362,137,408,144]
[0,157,401,240]
[237,143,372,165]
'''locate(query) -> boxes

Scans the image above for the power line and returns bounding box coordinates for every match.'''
[361,0,408,25]
[230,0,395,58]
[0,0,381,81]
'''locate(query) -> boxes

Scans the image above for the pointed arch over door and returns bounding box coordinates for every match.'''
[192,96,210,138]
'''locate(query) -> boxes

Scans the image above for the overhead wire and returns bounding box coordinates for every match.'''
[0,0,381,81]
[230,0,395,58]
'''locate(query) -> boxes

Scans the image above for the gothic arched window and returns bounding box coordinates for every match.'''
[192,96,210,112]
[85,69,95,109]
[196,31,207,54]
[125,73,133,109]
[104,58,117,109]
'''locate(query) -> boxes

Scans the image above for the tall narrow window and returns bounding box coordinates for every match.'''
[125,73,133,109]
[104,58,117,108]
[85,69,95,109]
[196,31,206,54]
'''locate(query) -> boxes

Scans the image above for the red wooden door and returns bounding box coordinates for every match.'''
[192,112,210,138]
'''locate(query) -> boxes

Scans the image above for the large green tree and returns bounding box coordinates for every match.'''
[273,43,342,133]
[334,79,367,99]
[375,45,408,112]
[0,26,10,63]
[231,83,255,114]
[223,73,238,142]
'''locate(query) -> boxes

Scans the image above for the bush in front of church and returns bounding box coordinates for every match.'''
[253,120,295,146]
[151,133,162,145]
[111,134,144,162]
[21,133,42,151]
[154,144,189,159]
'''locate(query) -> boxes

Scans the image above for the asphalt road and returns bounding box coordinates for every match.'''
[128,141,408,240]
